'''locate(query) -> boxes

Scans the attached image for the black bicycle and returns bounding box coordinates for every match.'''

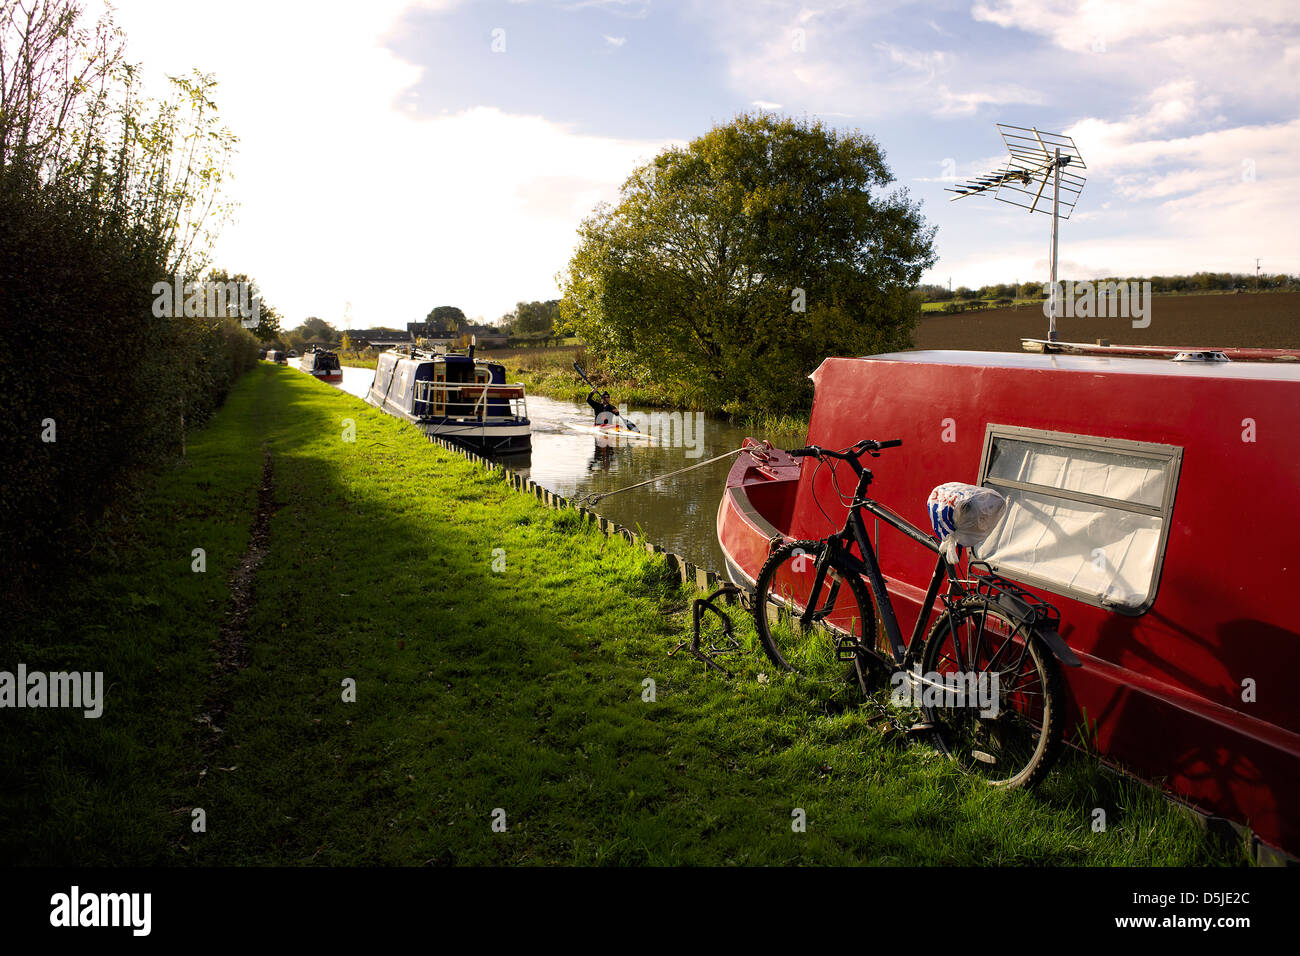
[752,439,1081,789]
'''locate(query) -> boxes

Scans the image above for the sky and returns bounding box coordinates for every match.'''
[109,0,1300,329]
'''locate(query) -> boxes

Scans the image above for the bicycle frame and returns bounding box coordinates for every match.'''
[793,450,1081,673]
[799,462,955,668]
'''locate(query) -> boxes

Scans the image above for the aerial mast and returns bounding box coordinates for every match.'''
[947,124,1087,344]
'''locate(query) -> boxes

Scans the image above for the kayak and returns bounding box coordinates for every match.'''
[565,422,658,442]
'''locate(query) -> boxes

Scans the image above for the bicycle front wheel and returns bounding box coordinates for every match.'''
[919,598,1064,789]
[752,540,878,695]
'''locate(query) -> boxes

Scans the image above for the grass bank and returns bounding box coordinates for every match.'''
[337,351,377,369]
[0,364,1247,865]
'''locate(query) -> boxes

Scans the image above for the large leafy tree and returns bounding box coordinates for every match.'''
[560,113,936,412]
[204,269,281,341]
[426,305,466,331]
[501,299,559,335]
[294,315,335,342]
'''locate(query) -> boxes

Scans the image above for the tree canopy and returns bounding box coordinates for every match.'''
[203,269,281,341]
[559,113,936,412]
[293,315,335,342]
[500,299,561,336]
[426,305,466,331]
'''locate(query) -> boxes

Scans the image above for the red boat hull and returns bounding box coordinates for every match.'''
[719,350,1300,858]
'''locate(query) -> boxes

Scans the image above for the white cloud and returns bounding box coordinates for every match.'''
[932,84,1045,118]
[687,2,1047,121]
[105,0,671,326]
[603,35,627,47]
[686,1,921,117]
[973,2,1300,114]
[972,0,1298,53]
[873,41,949,77]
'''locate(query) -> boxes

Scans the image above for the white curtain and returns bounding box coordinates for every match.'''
[979,439,1170,608]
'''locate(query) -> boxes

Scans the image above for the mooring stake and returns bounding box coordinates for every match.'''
[670,584,747,677]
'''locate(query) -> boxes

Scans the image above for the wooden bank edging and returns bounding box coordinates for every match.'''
[427,435,731,595]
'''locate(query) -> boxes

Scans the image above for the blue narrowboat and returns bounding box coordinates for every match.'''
[366,345,530,455]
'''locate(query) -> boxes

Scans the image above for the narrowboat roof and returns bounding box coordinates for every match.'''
[379,349,502,367]
[851,350,1300,383]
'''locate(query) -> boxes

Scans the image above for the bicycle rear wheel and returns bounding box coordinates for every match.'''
[752,540,879,695]
[919,598,1064,789]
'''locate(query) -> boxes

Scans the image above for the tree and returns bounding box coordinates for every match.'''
[559,114,936,412]
[204,269,281,341]
[1,0,247,587]
[501,299,560,336]
[426,305,466,331]
[294,315,336,342]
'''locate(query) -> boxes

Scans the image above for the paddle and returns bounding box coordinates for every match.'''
[573,362,639,431]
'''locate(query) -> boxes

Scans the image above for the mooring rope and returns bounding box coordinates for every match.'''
[575,446,750,505]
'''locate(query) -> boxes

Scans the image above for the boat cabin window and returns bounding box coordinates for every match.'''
[976,425,1182,615]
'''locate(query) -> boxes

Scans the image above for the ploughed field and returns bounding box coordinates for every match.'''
[913,292,1300,352]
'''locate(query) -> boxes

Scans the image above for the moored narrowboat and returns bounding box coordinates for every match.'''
[299,346,343,382]
[266,349,286,365]
[365,345,530,455]
[718,348,1300,859]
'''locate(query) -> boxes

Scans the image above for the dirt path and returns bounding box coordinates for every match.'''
[196,446,275,755]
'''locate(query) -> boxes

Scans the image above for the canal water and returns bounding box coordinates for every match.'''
[335,366,804,573]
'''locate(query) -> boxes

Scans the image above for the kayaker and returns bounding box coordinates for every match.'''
[586,389,619,426]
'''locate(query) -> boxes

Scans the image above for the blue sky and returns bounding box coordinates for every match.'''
[114,0,1300,326]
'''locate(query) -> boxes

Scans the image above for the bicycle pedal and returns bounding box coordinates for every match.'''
[907,720,936,734]
[971,750,997,765]
[835,640,864,662]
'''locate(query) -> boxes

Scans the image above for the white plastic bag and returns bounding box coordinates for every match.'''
[926,482,1007,563]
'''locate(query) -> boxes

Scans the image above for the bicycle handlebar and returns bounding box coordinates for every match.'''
[788,439,903,460]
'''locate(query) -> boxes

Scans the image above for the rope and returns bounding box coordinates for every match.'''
[576,446,750,505]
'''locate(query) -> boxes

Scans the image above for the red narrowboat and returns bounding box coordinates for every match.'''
[718,349,1300,859]
[299,347,344,383]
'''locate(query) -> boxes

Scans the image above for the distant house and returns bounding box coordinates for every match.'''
[461,324,509,348]
[347,329,412,349]
[406,322,454,346]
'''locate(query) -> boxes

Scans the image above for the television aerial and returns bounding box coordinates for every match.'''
[947,124,1087,342]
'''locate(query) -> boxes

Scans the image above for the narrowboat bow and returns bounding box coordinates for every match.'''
[298,346,343,382]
